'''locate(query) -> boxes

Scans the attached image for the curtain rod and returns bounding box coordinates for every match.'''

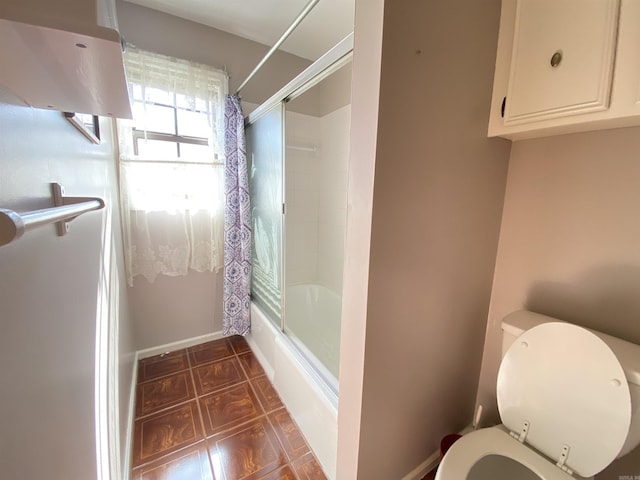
[235,0,319,95]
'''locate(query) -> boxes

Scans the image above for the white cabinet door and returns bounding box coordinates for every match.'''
[504,0,619,125]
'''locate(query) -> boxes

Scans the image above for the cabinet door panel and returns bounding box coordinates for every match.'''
[505,0,619,125]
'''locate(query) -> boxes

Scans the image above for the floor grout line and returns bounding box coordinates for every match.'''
[185,345,215,477]
[131,336,327,480]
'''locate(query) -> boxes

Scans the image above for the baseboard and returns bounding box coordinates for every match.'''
[137,331,224,359]
[122,350,138,480]
[401,450,440,480]
[401,423,475,480]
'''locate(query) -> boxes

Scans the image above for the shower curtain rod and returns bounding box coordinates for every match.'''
[235,0,319,95]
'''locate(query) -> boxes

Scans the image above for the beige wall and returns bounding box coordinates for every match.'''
[0,89,135,479]
[338,0,511,477]
[319,63,352,117]
[477,126,640,477]
[130,270,223,349]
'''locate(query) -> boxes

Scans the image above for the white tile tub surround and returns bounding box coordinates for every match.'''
[286,110,320,286]
[285,106,350,293]
[317,105,350,294]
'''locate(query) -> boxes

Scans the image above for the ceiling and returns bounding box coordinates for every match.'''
[123,0,355,61]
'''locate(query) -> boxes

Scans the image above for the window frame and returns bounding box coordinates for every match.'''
[130,91,219,162]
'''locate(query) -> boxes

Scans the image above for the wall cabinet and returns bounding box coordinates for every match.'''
[488,0,640,140]
[0,0,131,118]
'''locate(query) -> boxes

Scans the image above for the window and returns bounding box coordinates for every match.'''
[130,85,213,160]
[117,46,228,286]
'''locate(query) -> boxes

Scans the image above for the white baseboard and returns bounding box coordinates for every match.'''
[122,350,138,480]
[401,450,440,480]
[137,331,224,359]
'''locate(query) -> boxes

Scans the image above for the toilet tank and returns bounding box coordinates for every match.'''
[501,311,640,457]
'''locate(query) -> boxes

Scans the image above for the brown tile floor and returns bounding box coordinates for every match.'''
[131,336,328,480]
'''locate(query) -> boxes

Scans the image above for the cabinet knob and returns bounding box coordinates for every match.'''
[550,50,563,68]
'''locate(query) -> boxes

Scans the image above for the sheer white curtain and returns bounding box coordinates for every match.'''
[117,45,228,286]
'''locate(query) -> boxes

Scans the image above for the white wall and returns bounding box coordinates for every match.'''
[285,104,350,293]
[0,90,135,479]
[317,105,350,293]
[285,110,320,286]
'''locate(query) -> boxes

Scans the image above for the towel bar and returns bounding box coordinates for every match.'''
[0,183,105,247]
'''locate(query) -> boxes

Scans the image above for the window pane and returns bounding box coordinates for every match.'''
[176,94,208,112]
[132,84,143,101]
[179,143,214,162]
[143,87,174,106]
[133,101,175,134]
[122,161,222,212]
[177,108,211,138]
[137,139,178,159]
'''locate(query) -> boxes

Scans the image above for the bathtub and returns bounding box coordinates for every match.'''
[247,292,340,479]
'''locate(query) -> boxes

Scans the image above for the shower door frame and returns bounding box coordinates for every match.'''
[246,34,353,126]
[246,33,353,399]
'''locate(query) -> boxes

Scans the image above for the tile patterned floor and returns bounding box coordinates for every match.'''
[131,336,327,480]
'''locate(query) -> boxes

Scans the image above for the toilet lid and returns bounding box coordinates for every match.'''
[497,322,631,478]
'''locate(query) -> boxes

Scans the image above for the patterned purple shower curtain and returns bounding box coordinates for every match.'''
[223,94,252,336]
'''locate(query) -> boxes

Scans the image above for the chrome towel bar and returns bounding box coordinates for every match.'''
[0,183,105,247]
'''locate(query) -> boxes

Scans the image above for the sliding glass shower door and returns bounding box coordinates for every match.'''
[245,103,284,325]
[246,55,352,392]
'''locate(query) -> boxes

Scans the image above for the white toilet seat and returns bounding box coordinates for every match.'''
[497,322,631,476]
[435,426,586,480]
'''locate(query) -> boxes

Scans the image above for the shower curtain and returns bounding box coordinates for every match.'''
[223,94,252,336]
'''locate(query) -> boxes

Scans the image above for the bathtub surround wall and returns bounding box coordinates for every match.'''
[338,0,511,478]
[477,127,640,478]
[285,104,350,293]
[285,62,351,294]
[317,105,350,294]
[0,90,135,479]
[285,110,320,286]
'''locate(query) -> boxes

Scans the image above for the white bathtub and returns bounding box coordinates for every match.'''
[284,283,342,385]
[247,300,339,479]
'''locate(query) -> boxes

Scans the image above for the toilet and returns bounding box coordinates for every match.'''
[435,310,640,480]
